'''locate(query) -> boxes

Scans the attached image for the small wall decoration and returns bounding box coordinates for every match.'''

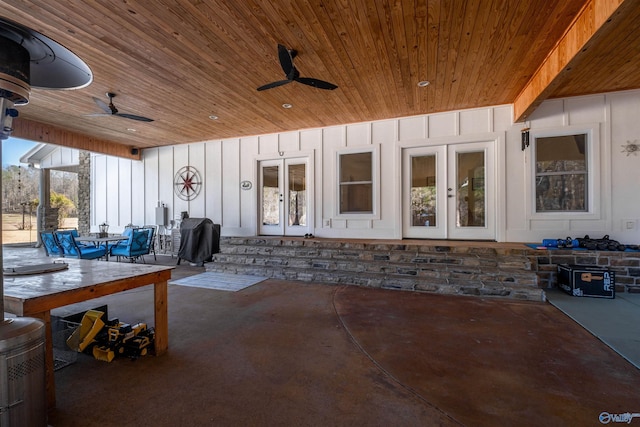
[174,166,202,201]
[621,140,639,156]
[240,180,252,190]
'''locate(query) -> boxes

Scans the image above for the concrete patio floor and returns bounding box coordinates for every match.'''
[2,246,640,426]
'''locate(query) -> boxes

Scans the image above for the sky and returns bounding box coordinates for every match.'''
[2,137,37,168]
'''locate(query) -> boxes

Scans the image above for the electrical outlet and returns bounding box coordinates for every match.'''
[324,219,331,227]
[622,219,637,231]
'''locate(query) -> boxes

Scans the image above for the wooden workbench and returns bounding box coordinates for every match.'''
[2,258,173,410]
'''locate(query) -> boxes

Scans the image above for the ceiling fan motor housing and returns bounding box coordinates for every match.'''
[0,36,30,105]
[0,17,93,140]
[0,37,30,140]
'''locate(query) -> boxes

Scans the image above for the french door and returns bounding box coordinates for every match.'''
[402,141,495,240]
[259,158,310,236]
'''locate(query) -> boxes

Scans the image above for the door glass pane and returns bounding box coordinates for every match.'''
[262,165,279,225]
[288,163,306,226]
[457,151,485,227]
[410,155,436,227]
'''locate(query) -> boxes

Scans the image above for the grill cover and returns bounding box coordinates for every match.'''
[177,218,220,265]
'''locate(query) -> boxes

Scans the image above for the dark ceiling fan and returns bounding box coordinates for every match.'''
[88,92,154,122]
[257,44,338,92]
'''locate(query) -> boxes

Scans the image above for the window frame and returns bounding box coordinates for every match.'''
[334,145,380,220]
[528,125,601,220]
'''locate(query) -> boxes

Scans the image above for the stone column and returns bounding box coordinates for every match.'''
[77,151,91,235]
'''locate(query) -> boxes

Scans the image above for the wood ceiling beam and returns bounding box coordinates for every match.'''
[513,0,631,123]
[11,118,141,160]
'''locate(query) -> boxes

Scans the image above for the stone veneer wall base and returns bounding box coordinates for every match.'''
[207,238,545,301]
[206,238,640,300]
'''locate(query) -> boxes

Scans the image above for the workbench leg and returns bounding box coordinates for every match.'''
[31,311,56,410]
[153,280,168,355]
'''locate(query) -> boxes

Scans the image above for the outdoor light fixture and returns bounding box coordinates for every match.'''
[521,119,530,151]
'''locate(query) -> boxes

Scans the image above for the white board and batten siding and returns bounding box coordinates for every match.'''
[91,89,640,244]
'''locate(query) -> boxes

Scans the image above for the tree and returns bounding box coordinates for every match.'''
[50,192,75,227]
[2,166,78,217]
[2,165,39,212]
[32,192,76,228]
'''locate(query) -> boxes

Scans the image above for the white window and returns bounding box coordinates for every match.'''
[336,146,379,218]
[529,125,600,220]
[535,133,588,212]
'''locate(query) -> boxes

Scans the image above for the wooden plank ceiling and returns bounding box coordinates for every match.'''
[2,0,640,156]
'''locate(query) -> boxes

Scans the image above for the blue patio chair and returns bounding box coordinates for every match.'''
[67,228,97,249]
[110,228,150,263]
[40,230,62,257]
[141,225,157,261]
[109,227,134,252]
[55,231,107,260]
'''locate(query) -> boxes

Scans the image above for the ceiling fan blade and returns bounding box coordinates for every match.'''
[92,97,112,114]
[115,113,154,122]
[277,44,294,77]
[257,79,292,91]
[295,77,338,90]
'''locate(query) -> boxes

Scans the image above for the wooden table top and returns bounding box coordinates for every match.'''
[3,257,173,315]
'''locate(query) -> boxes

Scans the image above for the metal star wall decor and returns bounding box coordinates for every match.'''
[621,140,639,156]
[174,166,202,201]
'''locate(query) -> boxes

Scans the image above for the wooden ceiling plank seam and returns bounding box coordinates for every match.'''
[471,0,538,107]
[464,0,511,106]
[472,1,532,106]
[486,1,547,103]
[317,0,387,117]
[425,0,442,114]
[439,0,464,111]
[341,0,398,113]
[459,0,503,109]
[392,0,423,112]
[303,4,375,119]
[449,0,483,110]
[430,0,453,113]
[122,2,260,90]
[407,0,430,112]
[373,0,410,111]
[514,0,631,122]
